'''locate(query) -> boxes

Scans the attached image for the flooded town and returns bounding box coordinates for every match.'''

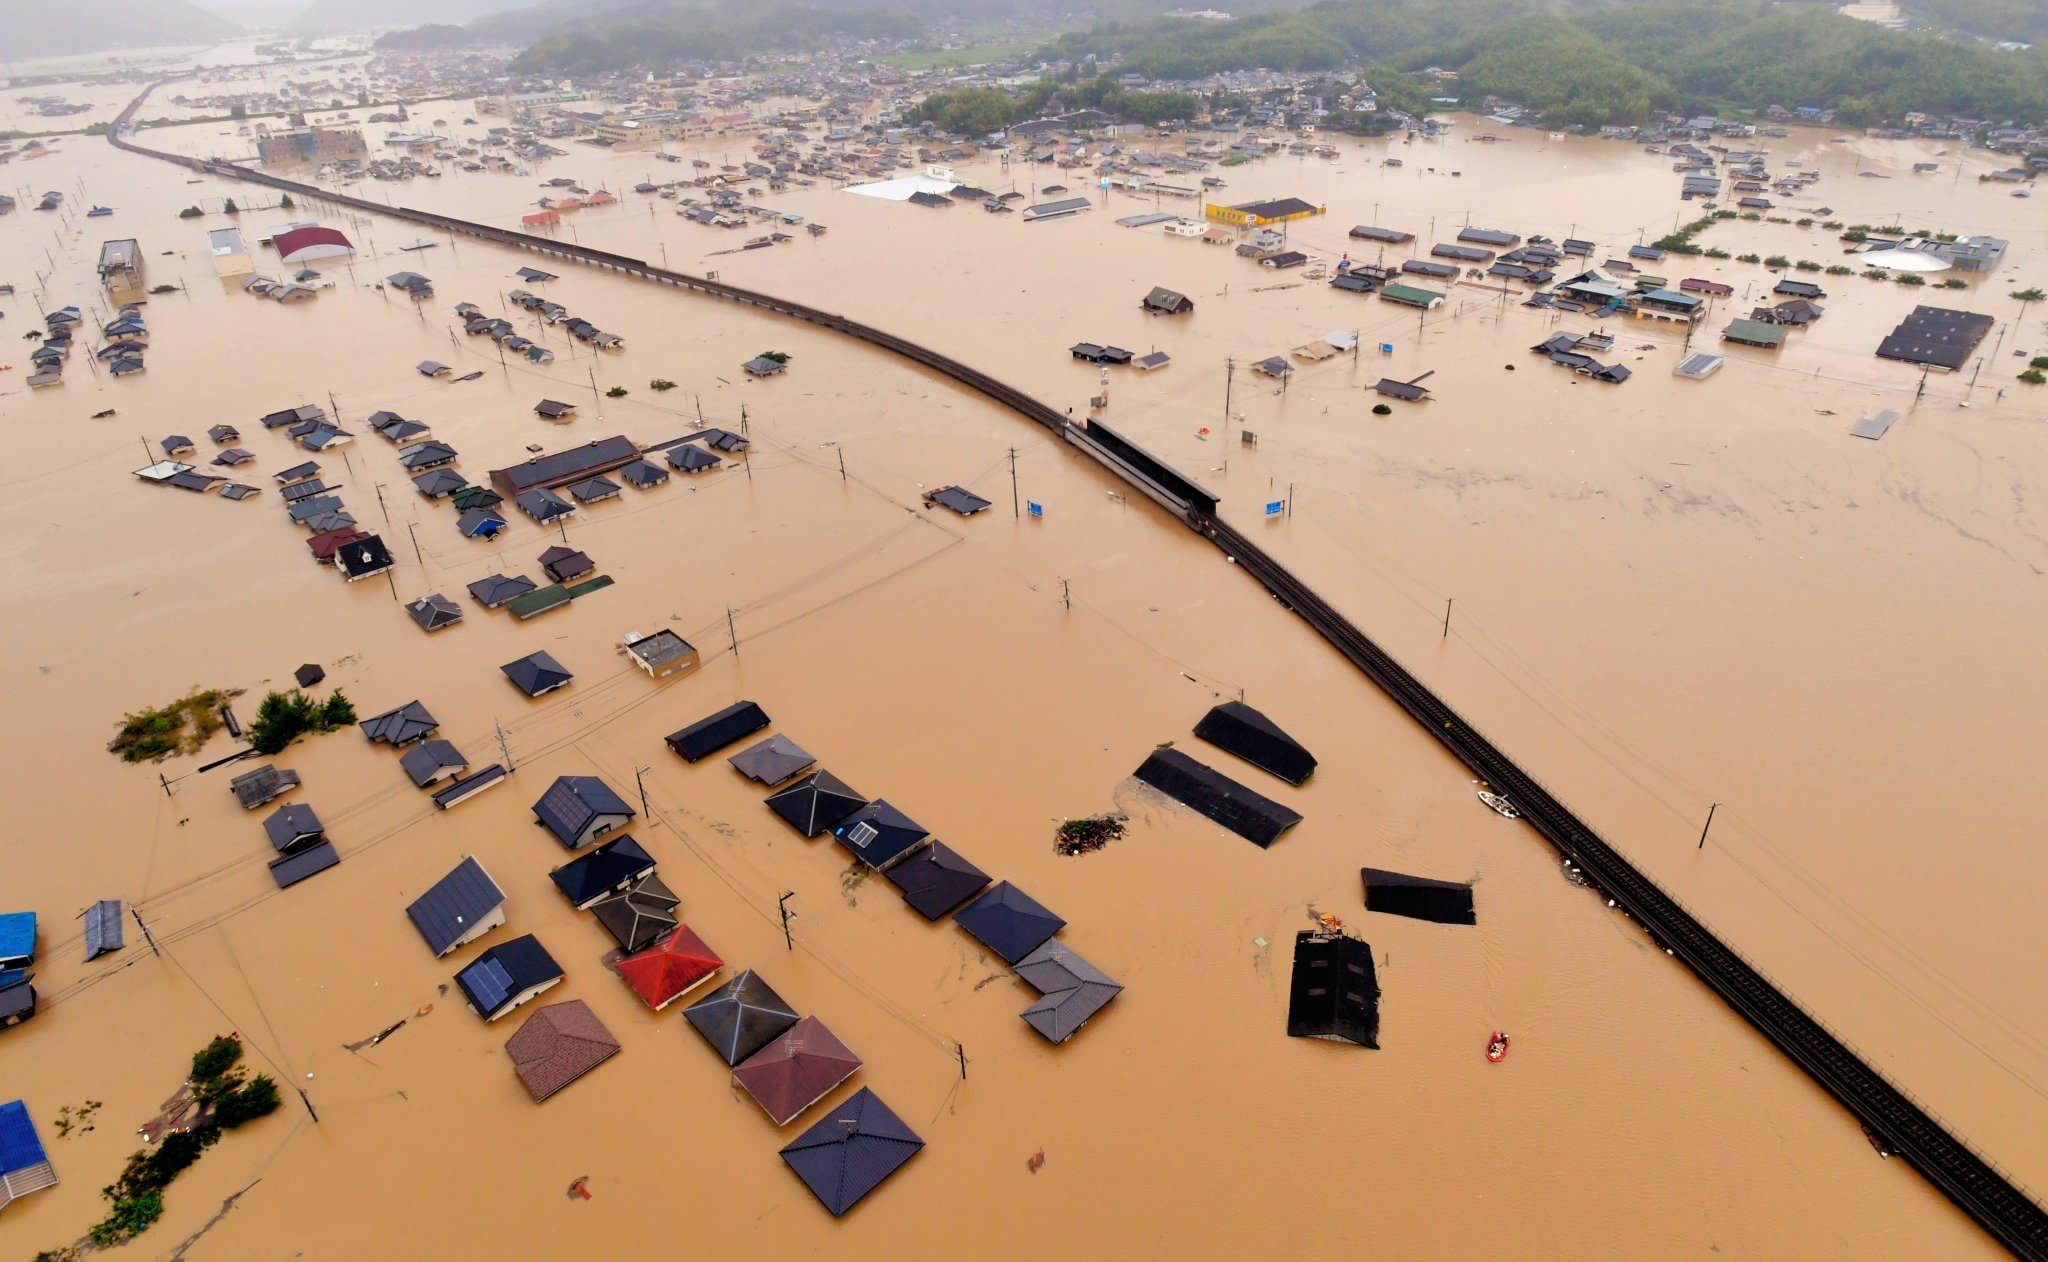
[2,6,2046,1259]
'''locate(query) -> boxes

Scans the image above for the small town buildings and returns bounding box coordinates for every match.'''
[728,734,815,787]
[230,764,300,810]
[1378,283,1445,310]
[1205,196,1322,228]
[1875,305,1993,371]
[666,700,771,763]
[1722,318,1785,349]
[832,800,929,871]
[405,856,506,957]
[502,650,573,698]
[515,488,576,525]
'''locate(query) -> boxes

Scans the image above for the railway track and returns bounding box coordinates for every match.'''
[106,87,2048,1257]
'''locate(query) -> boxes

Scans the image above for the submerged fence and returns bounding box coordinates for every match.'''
[109,85,2048,1259]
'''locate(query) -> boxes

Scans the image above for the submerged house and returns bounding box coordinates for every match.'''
[1193,701,1317,785]
[1361,867,1477,925]
[623,630,698,679]
[832,800,929,871]
[732,1016,863,1126]
[954,881,1065,965]
[506,999,620,1103]
[405,856,507,957]
[1016,940,1122,1044]
[617,925,723,1011]
[883,841,990,921]
[765,770,866,838]
[1131,748,1303,848]
[666,700,771,763]
[548,835,655,909]
[1141,285,1195,315]
[684,969,799,1066]
[779,1088,923,1217]
[455,934,563,1021]
[1287,930,1379,1047]
[533,776,635,849]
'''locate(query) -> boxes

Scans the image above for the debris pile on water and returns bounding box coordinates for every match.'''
[1054,814,1125,857]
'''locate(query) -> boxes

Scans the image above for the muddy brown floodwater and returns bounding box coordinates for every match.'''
[0,66,2042,1259]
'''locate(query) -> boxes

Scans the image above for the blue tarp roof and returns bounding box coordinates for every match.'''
[0,913,35,966]
[0,1100,48,1175]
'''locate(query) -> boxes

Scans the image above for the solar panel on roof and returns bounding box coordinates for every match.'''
[468,958,514,1012]
[846,821,879,848]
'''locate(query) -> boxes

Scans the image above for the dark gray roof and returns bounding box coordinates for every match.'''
[765,770,866,837]
[665,443,721,472]
[502,651,573,697]
[1017,940,1122,1043]
[230,764,300,809]
[954,882,1064,964]
[398,739,469,787]
[361,700,439,746]
[566,475,620,503]
[406,593,464,632]
[83,900,124,961]
[924,485,990,516]
[467,573,536,607]
[665,700,770,762]
[406,856,506,956]
[399,441,458,470]
[1287,930,1378,1047]
[1132,748,1302,847]
[533,775,635,847]
[883,840,989,921]
[548,835,654,906]
[728,734,815,786]
[684,969,799,1066]
[269,840,340,889]
[832,799,928,870]
[455,934,561,1019]
[618,459,668,487]
[433,764,507,810]
[591,872,680,953]
[1193,701,1317,785]
[263,803,323,852]
[514,488,574,522]
[779,1087,924,1216]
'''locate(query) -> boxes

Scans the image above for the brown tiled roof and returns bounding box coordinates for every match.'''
[505,999,621,1102]
[732,1016,862,1125]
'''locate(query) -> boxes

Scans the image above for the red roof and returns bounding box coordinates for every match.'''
[617,924,722,1011]
[307,527,369,560]
[522,210,560,226]
[271,225,354,263]
[505,999,621,1102]
[732,1016,862,1126]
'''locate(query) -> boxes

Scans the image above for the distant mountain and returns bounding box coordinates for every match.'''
[0,0,238,59]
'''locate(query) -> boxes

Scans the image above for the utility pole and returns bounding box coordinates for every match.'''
[495,719,515,773]
[727,608,739,657]
[1442,597,1453,638]
[1698,802,1718,850]
[778,891,796,950]
[634,765,651,817]
[406,521,422,565]
[1008,447,1019,517]
[375,482,390,526]
[956,1043,968,1080]
[1059,578,1071,611]
[130,906,160,957]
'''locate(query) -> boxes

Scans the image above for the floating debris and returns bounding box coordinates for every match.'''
[1026,1149,1046,1174]
[1054,814,1126,857]
[567,1176,593,1200]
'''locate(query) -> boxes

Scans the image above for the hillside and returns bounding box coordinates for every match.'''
[0,0,237,59]
[1040,0,2048,126]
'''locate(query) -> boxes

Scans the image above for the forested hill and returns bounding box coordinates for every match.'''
[1040,0,2048,127]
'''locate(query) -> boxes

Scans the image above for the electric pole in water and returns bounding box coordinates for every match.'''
[1442,597,1453,638]
[1698,802,1718,850]
[130,906,160,957]
[727,608,739,658]
[635,766,651,817]
[1008,447,1019,517]
[495,720,515,773]
[778,891,796,950]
